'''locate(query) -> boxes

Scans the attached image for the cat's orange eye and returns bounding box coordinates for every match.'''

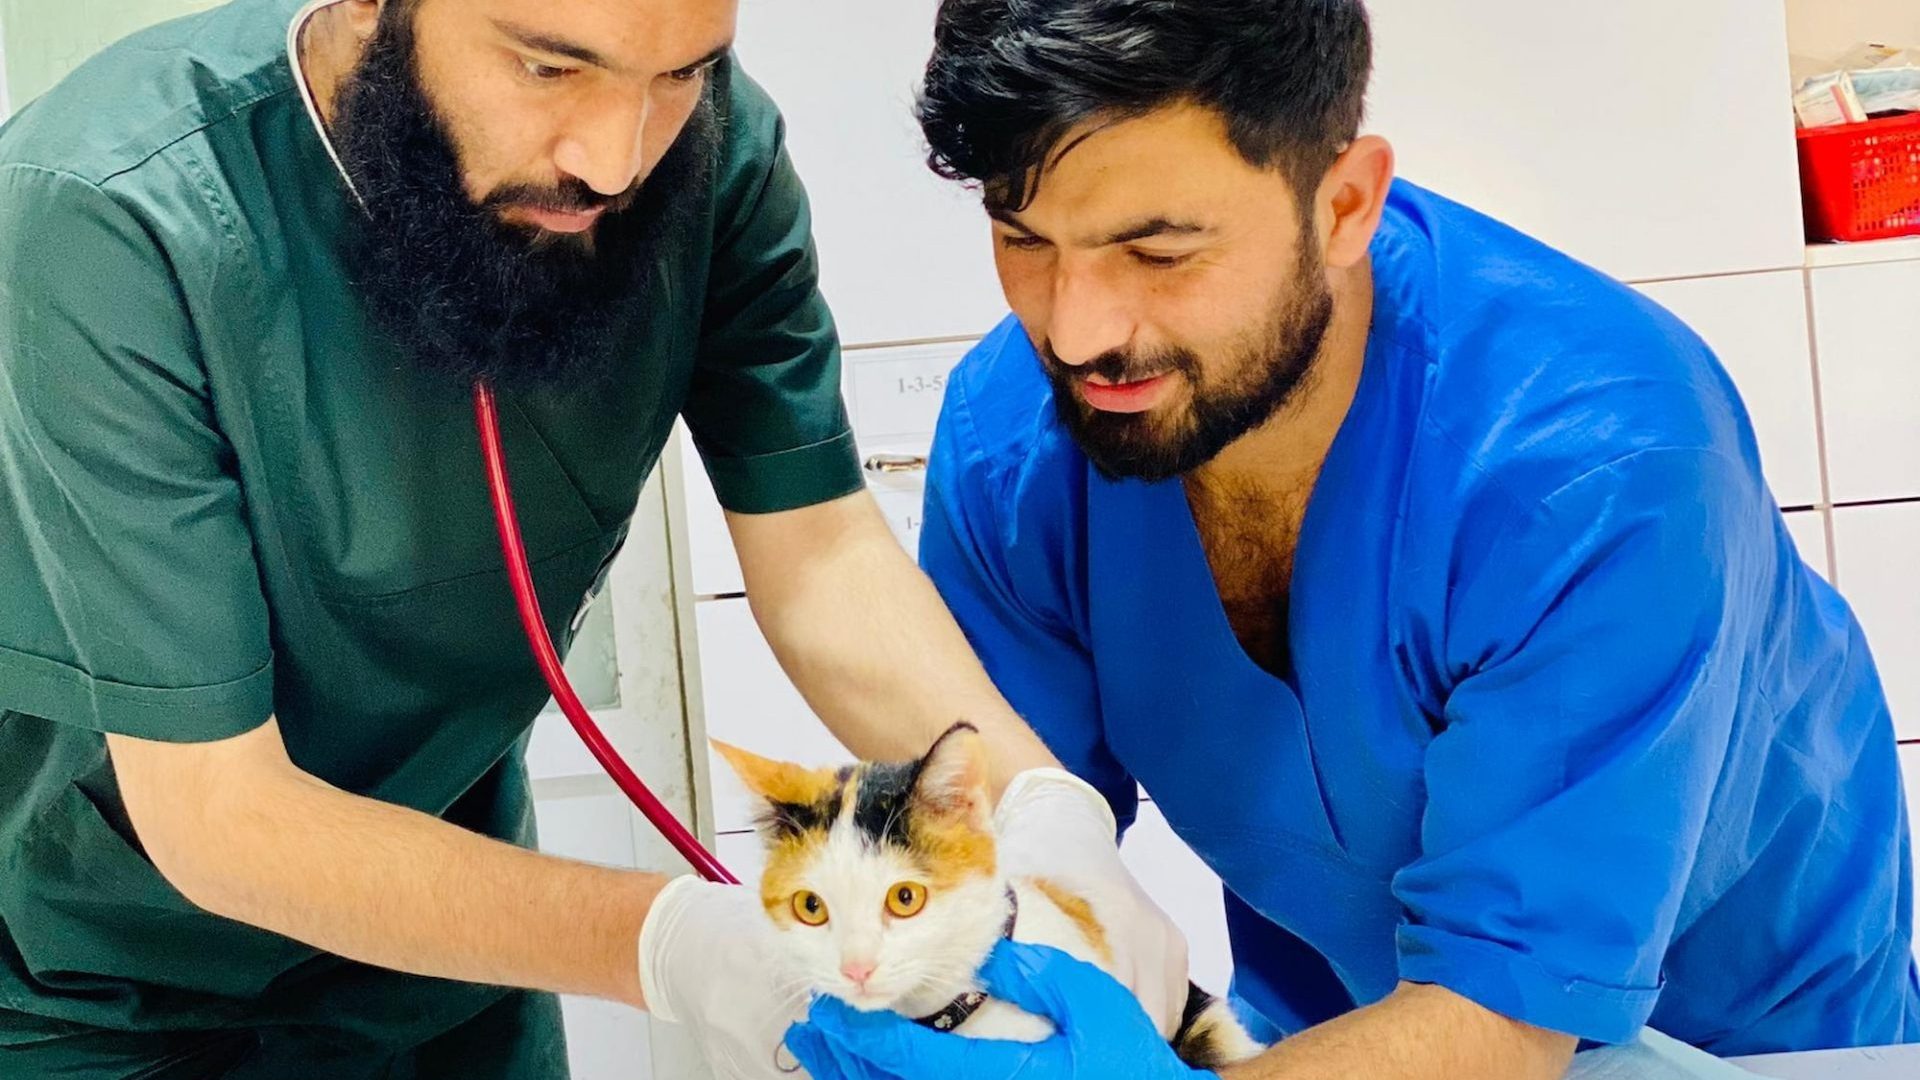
[885,882,928,919]
[792,890,830,926]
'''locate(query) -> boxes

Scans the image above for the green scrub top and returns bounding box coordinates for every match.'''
[0,0,861,1053]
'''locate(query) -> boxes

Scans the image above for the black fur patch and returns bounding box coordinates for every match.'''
[851,761,922,848]
[761,784,844,842]
[1173,982,1231,1071]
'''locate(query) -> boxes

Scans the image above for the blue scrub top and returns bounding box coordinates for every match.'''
[920,180,1920,1056]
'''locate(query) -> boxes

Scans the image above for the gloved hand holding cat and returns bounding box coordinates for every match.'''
[787,937,1222,1080]
[636,723,1258,1079]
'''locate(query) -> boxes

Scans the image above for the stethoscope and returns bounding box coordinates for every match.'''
[481,384,808,1072]
[289,50,727,880]
[474,382,736,885]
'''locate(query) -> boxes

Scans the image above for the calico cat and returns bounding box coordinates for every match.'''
[713,721,1265,1070]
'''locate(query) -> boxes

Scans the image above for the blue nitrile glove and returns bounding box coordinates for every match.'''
[783,939,1219,1080]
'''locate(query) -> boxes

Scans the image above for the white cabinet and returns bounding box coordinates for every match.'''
[1784,509,1831,581]
[1122,802,1236,997]
[521,470,705,1080]
[1810,260,1920,505]
[696,598,850,834]
[716,830,770,885]
[534,790,643,870]
[1831,503,1920,741]
[677,429,742,598]
[1365,0,1806,283]
[1634,273,1824,509]
[677,340,972,598]
[733,0,1004,346]
[532,793,654,1080]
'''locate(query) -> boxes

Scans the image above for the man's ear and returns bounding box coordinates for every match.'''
[1315,134,1396,271]
[342,0,384,41]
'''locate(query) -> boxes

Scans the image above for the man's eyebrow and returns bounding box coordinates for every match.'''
[986,207,1036,232]
[494,20,733,78]
[1099,217,1211,245]
[493,19,614,70]
[676,42,733,73]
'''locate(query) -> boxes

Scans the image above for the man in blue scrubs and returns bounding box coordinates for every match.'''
[784,1,1919,1077]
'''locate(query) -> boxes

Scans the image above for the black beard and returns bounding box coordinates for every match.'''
[1042,237,1334,482]
[329,11,717,393]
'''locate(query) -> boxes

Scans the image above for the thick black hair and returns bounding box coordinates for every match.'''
[916,0,1373,211]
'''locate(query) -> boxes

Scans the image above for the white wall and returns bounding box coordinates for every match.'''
[1787,0,1920,60]
[734,0,1004,347]
[1364,0,1805,283]
[0,8,13,122]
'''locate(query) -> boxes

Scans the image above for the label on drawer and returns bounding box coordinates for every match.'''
[846,340,975,441]
[873,486,926,554]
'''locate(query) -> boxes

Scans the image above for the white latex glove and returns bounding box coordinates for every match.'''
[992,767,1192,1040]
[638,876,812,1080]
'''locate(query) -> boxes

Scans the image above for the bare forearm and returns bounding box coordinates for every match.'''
[1224,983,1575,1080]
[164,763,662,1007]
[734,493,1056,793]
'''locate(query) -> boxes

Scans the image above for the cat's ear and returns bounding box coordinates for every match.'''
[910,722,991,828]
[711,740,836,807]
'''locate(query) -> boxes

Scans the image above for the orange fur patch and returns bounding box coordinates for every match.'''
[1030,877,1112,964]
[712,739,841,806]
[908,814,997,889]
[713,740,847,923]
[760,827,829,924]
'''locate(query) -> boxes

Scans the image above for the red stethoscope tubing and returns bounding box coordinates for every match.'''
[473,381,737,885]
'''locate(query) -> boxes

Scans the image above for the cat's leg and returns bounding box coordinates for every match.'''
[1174,984,1269,1069]
[955,999,1055,1043]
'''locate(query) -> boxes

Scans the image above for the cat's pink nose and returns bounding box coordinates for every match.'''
[840,960,877,987]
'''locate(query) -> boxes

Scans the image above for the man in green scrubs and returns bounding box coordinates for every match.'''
[0,0,1189,1076]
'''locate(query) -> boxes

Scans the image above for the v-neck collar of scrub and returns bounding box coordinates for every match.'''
[286,0,363,206]
[1106,323,1392,694]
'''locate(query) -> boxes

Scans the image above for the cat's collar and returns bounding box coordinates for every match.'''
[912,886,1020,1033]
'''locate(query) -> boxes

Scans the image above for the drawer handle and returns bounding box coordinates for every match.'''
[864,453,929,474]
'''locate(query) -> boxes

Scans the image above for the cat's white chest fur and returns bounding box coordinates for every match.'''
[949,877,1112,1043]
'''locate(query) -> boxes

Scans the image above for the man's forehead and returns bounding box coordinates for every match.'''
[993,103,1286,242]
[460,0,738,71]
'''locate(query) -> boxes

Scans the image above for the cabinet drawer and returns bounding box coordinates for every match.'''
[717,830,770,886]
[1633,273,1822,510]
[535,794,660,1079]
[533,789,640,870]
[847,341,969,442]
[695,599,851,834]
[557,996,654,1080]
[1122,802,1235,996]
[678,342,971,597]
[1783,509,1830,582]
[1831,503,1920,742]
[1811,261,1920,505]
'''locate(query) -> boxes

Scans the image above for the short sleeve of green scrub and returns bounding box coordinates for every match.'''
[680,68,865,515]
[0,163,274,742]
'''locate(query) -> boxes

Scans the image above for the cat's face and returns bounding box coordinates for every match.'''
[714,724,1011,1016]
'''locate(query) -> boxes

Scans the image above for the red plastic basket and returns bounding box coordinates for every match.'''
[1797,111,1920,243]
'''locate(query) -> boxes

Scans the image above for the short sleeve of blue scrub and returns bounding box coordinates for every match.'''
[919,180,1917,1056]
